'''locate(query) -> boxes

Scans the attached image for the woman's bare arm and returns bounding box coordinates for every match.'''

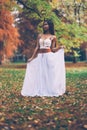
[51,36,65,53]
[28,34,40,62]
[51,36,60,52]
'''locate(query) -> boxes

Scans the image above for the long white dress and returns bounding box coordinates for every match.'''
[21,38,66,97]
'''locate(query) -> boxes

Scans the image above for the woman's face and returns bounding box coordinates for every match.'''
[43,21,49,31]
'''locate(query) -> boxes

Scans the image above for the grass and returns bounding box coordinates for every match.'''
[0,65,87,130]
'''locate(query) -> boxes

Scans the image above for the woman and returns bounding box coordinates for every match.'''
[21,19,66,97]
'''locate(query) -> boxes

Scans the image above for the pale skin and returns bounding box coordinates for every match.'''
[28,22,64,62]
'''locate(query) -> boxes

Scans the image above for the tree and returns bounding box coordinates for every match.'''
[15,0,87,62]
[50,0,87,62]
[16,0,53,59]
[0,0,21,64]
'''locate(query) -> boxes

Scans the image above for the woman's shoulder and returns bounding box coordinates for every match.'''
[53,35,56,38]
[37,33,43,39]
[51,35,57,40]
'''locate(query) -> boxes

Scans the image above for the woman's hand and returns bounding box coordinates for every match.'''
[27,57,33,62]
[60,45,65,49]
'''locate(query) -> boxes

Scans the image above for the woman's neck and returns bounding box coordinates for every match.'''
[44,30,50,35]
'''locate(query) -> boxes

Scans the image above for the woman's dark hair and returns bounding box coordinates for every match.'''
[43,19,55,35]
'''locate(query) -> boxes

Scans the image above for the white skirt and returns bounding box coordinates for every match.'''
[21,49,66,97]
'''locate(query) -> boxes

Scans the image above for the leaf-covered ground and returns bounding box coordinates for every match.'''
[0,65,87,130]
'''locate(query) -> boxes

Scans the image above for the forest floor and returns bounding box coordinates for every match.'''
[0,63,87,130]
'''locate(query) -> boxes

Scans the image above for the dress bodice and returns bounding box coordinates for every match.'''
[39,38,51,49]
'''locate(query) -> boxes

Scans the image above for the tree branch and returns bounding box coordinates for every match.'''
[16,0,41,17]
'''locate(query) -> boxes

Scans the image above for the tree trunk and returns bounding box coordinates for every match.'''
[0,60,2,65]
[73,57,77,63]
[0,56,2,65]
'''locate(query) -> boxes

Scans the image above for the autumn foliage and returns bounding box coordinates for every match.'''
[0,0,21,63]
